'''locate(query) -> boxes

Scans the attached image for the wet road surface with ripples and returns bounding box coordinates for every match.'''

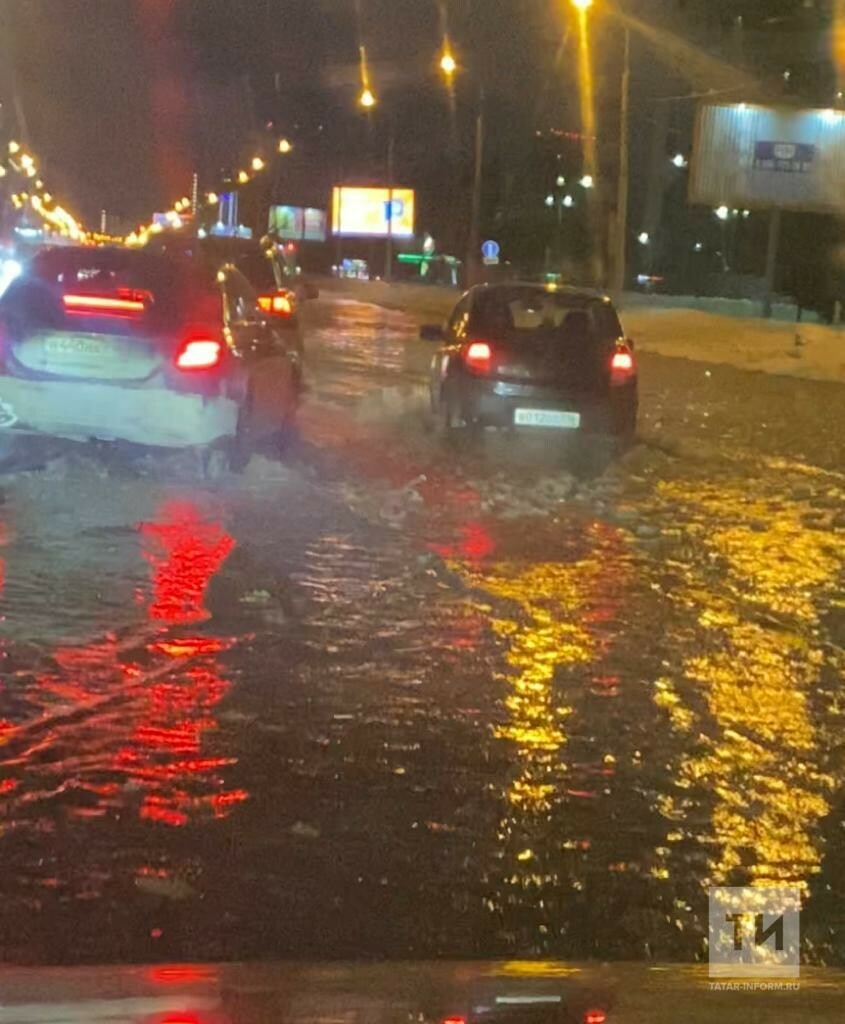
[0,297,842,966]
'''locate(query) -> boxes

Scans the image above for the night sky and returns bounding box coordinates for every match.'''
[0,1,602,232]
[0,1,827,248]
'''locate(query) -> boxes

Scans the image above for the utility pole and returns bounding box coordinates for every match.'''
[466,96,484,287]
[385,128,395,282]
[612,28,631,295]
[762,208,782,319]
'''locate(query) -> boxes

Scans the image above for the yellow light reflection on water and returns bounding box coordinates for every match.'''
[653,479,843,892]
[450,538,621,930]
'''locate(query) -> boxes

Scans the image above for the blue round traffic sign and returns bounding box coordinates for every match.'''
[481,239,500,260]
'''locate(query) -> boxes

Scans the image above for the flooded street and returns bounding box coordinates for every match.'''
[0,297,843,966]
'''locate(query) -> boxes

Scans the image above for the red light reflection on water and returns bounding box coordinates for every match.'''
[141,501,235,624]
[429,519,496,563]
[109,501,245,826]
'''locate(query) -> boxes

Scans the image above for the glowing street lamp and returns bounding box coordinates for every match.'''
[570,0,594,8]
[579,174,594,189]
[359,86,377,109]
[251,156,265,172]
[278,138,293,154]
[440,50,457,77]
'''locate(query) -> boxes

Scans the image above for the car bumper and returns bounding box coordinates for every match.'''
[460,378,636,433]
[0,377,239,448]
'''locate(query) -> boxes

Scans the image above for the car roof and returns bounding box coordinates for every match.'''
[470,281,613,304]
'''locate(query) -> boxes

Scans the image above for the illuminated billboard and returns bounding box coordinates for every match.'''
[331,186,415,238]
[268,206,327,242]
[690,103,845,213]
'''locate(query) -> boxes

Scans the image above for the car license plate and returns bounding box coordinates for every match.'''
[514,408,581,429]
[43,334,110,358]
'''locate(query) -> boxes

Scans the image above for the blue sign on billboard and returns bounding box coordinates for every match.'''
[753,141,816,174]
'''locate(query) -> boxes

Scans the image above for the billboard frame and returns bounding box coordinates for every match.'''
[689,101,845,215]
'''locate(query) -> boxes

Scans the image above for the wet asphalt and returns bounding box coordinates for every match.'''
[0,297,842,966]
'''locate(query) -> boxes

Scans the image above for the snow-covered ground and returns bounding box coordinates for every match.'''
[317,278,845,384]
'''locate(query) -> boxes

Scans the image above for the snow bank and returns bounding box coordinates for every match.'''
[316,278,845,384]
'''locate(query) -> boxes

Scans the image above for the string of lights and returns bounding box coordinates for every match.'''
[125,137,294,247]
[2,138,87,242]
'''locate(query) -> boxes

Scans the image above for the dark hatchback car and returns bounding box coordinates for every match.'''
[423,283,637,443]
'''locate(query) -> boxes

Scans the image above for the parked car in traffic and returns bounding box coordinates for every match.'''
[422,282,637,445]
[0,245,302,471]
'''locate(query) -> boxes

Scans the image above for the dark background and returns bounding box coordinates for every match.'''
[0,1,836,293]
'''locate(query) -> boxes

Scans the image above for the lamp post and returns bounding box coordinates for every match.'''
[356,84,397,282]
[568,0,630,291]
[439,48,485,287]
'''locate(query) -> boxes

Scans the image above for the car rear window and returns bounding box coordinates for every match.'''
[475,289,622,344]
[29,248,194,304]
[2,247,216,333]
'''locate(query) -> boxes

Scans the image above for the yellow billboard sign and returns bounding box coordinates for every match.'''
[331,186,415,238]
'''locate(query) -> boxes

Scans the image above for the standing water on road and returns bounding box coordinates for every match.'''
[0,298,843,965]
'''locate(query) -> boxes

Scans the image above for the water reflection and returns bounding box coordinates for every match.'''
[653,481,843,894]
[0,499,241,922]
[441,519,642,954]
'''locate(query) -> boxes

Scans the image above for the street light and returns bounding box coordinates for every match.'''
[570,0,594,9]
[278,138,293,154]
[579,174,594,189]
[359,86,376,109]
[440,50,457,77]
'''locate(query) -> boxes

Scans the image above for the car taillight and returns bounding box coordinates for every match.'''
[258,291,293,316]
[610,346,635,382]
[176,337,223,370]
[584,1012,607,1024]
[63,289,151,317]
[463,340,492,374]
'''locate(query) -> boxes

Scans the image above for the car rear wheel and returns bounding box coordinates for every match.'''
[611,397,638,447]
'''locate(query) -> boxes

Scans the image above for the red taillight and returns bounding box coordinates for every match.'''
[584,1012,607,1024]
[63,290,148,316]
[610,347,635,382]
[176,338,223,370]
[258,291,293,316]
[442,1017,467,1024]
[463,340,492,373]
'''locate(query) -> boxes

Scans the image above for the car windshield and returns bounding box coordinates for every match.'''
[201,243,281,292]
[1,2,843,1018]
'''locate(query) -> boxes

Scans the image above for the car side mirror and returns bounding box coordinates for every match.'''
[420,323,444,341]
